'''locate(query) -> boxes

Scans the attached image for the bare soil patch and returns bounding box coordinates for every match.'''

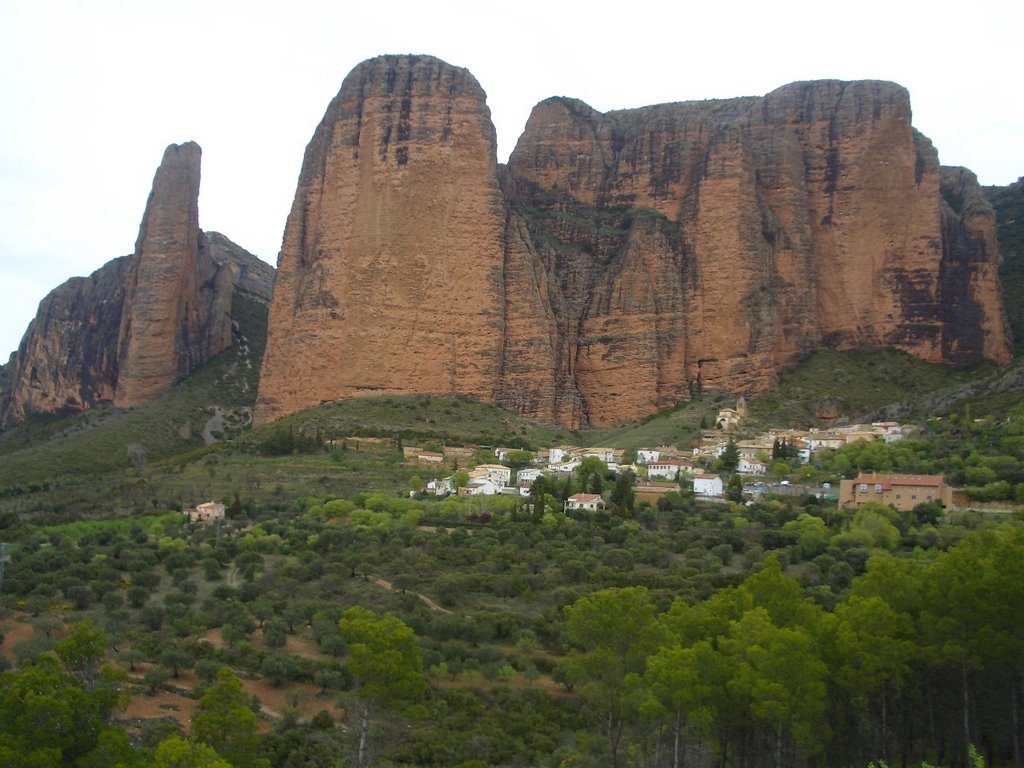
[0,613,39,661]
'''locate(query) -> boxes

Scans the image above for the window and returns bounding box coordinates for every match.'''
[875,484,883,492]
[859,484,868,492]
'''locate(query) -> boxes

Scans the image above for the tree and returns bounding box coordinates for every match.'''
[0,654,126,765]
[262,619,288,650]
[339,607,426,768]
[831,595,915,763]
[720,440,740,473]
[193,668,267,768]
[159,643,194,679]
[783,513,831,559]
[720,608,829,765]
[528,475,551,522]
[564,587,667,768]
[154,736,232,768]
[260,653,295,687]
[77,727,140,768]
[54,620,108,688]
[849,503,901,550]
[576,456,609,494]
[610,471,636,513]
[727,473,744,502]
[251,597,275,629]
[144,665,170,693]
[504,450,534,470]
[646,640,724,768]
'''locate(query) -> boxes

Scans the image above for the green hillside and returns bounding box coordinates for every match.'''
[0,291,267,490]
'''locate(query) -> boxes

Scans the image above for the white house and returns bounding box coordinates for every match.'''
[471,464,512,487]
[791,439,812,463]
[693,473,724,497]
[737,441,772,459]
[738,457,768,475]
[564,493,606,512]
[459,478,502,496]
[807,431,845,451]
[582,447,622,464]
[647,459,692,480]
[191,502,225,524]
[425,477,455,496]
[517,467,544,485]
[636,449,660,464]
[716,408,743,431]
[548,446,569,464]
[549,459,581,474]
[548,446,583,465]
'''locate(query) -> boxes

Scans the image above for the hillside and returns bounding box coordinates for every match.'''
[1,336,1020,526]
[0,292,267,498]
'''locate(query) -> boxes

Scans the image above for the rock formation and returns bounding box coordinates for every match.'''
[1,257,132,426]
[257,58,1006,428]
[497,81,1013,426]
[115,142,207,406]
[1,143,274,428]
[255,55,508,423]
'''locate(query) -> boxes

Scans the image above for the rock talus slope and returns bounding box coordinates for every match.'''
[1,143,274,428]
[248,58,1008,428]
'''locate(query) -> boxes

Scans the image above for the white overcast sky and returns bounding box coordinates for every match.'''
[1,0,1021,359]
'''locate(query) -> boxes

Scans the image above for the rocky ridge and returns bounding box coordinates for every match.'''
[0,143,274,428]
[255,56,1010,429]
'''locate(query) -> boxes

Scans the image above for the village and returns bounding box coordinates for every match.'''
[399,400,953,514]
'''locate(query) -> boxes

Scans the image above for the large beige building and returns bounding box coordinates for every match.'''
[839,473,952,511]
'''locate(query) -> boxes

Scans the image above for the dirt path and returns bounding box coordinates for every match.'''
[372,578,452,613]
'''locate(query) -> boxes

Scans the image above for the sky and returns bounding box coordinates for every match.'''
[1,0,1022,359]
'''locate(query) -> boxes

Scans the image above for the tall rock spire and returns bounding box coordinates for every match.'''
[115,141,205,406]
[1,142,274,429]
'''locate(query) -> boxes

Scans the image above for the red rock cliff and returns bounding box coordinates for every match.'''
[115,142,207,406]
[500,81,1010,426]
[255,55,508,424]
[1,143,274,428]
[252,60,1011,428]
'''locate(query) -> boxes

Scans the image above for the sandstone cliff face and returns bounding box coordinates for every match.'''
[253,59,1012,428]
[1,257,131,426]
[255,55,508,424]
[1,144,274,428]
[115,142,206,406]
